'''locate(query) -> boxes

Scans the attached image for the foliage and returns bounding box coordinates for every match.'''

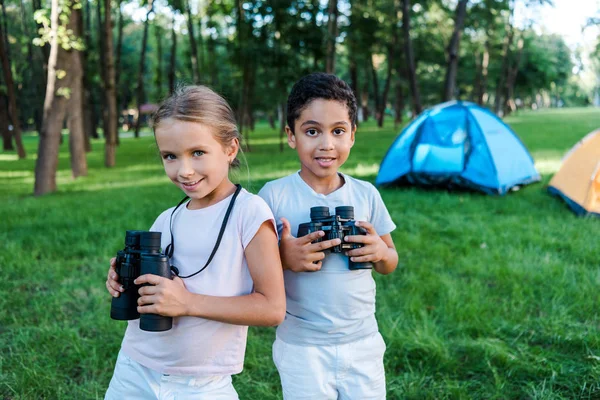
[2,108,600,398]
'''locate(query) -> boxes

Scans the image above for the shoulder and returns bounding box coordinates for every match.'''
[257,173,298,211]
[235,189,274,217]
[342,174,379,196]
[258,173,297,194]
[150,206,177,231]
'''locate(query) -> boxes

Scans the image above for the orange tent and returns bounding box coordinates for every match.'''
[548,129,600,216]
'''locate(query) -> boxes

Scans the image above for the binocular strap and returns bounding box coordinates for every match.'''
[165,184,243,279]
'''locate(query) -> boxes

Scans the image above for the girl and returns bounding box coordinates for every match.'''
[104,86,286,399]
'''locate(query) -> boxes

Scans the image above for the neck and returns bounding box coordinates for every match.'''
[298,170,344,195]
[187,180,236,210]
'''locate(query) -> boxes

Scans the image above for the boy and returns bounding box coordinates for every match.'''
[258,73,398,399]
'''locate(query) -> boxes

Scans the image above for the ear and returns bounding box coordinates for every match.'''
[349,124,357,148]
[286,126,296,149]
[226,137,240,161]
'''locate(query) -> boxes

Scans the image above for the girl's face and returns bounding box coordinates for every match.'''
[155,118,238,209]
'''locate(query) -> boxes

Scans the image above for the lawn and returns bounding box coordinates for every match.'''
[1,107,600,399]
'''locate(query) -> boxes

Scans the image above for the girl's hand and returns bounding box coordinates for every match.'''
[344,221,389,263]
[135,274,191,317]
[106,257,124,297]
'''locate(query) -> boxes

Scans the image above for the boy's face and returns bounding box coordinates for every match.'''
[287,98,356,185]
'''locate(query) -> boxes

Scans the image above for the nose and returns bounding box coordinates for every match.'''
[319,132,335,151]
[178,158,194,178]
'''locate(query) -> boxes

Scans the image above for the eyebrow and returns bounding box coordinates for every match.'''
[300,120,350,127]
[159,146,208,155]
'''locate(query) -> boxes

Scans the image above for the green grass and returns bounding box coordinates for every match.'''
[2,107,600,399]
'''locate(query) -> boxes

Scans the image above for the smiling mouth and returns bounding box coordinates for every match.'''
[315,157,336,162]
[180,179,202,188]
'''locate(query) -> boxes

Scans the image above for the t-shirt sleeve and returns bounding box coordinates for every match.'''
[368,184,396,236]
[149,208,172,233]
[240,195,278,248]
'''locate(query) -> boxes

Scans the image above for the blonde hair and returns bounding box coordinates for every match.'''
[152,85,242,168]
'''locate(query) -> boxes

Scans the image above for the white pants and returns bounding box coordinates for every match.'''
[105,351,239,400]
[273,332,387,400]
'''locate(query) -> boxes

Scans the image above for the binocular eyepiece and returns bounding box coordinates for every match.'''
[110,230,174,332]
[297,206,371,270]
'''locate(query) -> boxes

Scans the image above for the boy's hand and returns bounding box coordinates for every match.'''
[106,257,124,298]
[279,217,341,272]
[344,221,389,263]
[135,274,190,317]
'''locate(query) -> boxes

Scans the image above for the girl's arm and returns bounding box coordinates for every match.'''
[135,220,286,326]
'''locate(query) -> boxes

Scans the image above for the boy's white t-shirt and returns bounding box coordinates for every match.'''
[258,172,396,346]
[120,188,275,376]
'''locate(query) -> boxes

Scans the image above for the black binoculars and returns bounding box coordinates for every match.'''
[110,230,173,332]
[297,206,371,270]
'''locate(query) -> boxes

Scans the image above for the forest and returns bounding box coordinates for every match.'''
[0,0,599,195]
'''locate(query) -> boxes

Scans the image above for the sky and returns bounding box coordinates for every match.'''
[515,0,600,50]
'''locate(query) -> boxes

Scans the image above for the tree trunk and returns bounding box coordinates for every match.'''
[0,94,12,150]
[0,20,26,158]
[185,0,201,84]
[34,0,77,195]
[104,0,118,166]
[377,18,398,128]
[369,56,382,125]
[83,0,98,142]
[495,24,513,116]
[134,0,154,138]
[169,16,177,94]
[19,0,44,133]
[96,0,108,138]
[1,0,10,61]
[80,0,94,151]
[155,24,163,98]
[361,81,370,122]
[115,0,124,142]
[394,79,405,129]
[442,0,468,101]
[475,36,490,105]
[325,0,338,73]
[503,36,523,116]
[402,0,422,116]
[67,7,87,178]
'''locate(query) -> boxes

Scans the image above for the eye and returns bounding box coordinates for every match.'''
[333,128,345,136]
[305,128,319,137]
[192,150,205,157]
[162,153,176,160]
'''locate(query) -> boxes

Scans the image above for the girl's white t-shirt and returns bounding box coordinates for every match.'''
[120,188,276,376]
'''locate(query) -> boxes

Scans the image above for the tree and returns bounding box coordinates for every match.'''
[0,15,26,158]
[133,0,154,138]
[67,6,87,177]
[104,0,118,165]
[442,0,469,101]
[34,0,85,195]
[401,0,422,115]
[325,0,338,73]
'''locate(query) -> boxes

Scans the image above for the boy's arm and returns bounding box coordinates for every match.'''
[371,233,398,275]
[345,221,398,275]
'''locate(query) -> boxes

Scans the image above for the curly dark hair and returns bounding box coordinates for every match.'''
[286,73,357,133]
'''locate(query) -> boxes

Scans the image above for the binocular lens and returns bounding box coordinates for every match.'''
[335,206,354,220]
[310,206,330,221]
[140,231,161,252]
[124,230,143,247]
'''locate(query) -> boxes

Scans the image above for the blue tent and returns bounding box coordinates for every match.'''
[376,101,540,194]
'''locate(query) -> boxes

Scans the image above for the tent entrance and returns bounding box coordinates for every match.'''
[412,112,470,175]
